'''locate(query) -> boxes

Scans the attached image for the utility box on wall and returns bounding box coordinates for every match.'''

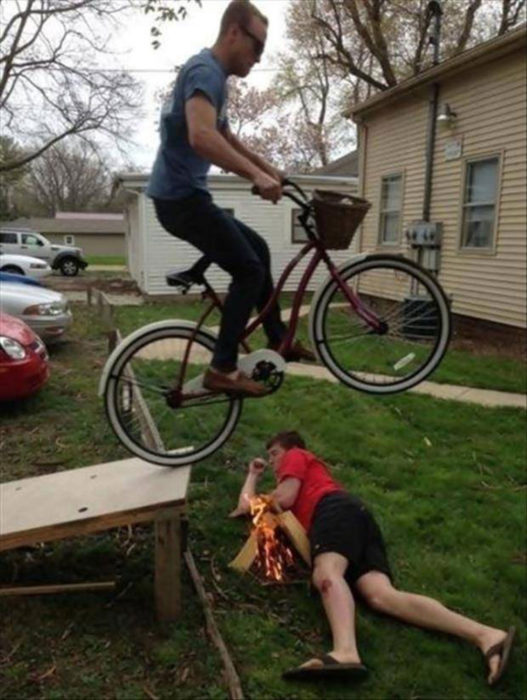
[405,221,443,275]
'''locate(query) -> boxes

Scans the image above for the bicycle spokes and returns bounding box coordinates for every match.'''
[110,332,240,461]
[320,261,448,388]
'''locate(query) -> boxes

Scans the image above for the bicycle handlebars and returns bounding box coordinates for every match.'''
[250,177,312,210]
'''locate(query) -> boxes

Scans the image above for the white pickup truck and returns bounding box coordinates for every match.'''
[0,227,88,276]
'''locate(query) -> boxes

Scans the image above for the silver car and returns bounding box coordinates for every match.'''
[0,281,72,342]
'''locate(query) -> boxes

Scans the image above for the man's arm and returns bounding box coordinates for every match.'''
[185,96,282,202]
[222,126,285,183]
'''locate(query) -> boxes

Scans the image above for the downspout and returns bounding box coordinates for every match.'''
[358,121,368,253]
[423,1,443,222]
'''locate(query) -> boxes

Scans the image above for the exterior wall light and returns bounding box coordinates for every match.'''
[437,103,457,127]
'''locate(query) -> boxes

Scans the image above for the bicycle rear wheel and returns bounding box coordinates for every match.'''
[312,255,451,394]
[103,323,242,466]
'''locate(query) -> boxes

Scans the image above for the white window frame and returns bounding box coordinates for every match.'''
[378,172,403,246]
[458,153,502,254]
[64,234,75,246]
[22,233,44,247]
[291,207,308,244]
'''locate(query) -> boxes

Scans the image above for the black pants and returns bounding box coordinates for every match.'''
[153,193,286,372]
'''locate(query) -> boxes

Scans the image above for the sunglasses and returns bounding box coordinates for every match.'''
[240,25,265,58]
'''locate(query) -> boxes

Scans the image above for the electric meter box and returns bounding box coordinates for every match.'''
[405,221,443,247]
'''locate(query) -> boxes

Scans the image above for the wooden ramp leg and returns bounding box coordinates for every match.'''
[155,510,181,621]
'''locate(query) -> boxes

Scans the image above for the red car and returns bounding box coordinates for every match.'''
[0,312,50,401]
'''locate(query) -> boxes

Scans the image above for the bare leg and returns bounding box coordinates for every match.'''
[300,552,361,668]
[356,571,509,684]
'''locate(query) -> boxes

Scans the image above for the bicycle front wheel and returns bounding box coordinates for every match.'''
[312,255,451,394]
[104,324,242,466]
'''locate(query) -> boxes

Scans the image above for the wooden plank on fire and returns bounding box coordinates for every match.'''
[277,512,311,566]
[229,531,258,572]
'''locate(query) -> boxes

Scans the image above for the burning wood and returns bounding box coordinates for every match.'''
[229,496,311,584]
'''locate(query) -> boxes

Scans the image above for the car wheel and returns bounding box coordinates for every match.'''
[59,257,80,276]
[1,265,24,275]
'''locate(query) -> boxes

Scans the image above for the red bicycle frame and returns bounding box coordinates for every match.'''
[174,186,383,397]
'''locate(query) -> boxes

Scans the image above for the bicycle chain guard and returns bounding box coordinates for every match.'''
[237,349,286,394]
[180,349,286,397]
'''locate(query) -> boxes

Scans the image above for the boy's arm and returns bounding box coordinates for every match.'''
[270,477,301,511]
[229,459,266,518]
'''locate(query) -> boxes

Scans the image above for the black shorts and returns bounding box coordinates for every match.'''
[309,491,392,586]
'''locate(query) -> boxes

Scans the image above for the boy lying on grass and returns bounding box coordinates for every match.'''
[230,430,514,684]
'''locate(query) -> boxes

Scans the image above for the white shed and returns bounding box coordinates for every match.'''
[118,173,358,296]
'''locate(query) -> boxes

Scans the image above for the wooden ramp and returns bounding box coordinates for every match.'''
[0,458,190,621]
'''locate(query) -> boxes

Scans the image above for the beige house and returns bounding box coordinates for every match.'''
[9,212,126,257]
[348,24,526,347]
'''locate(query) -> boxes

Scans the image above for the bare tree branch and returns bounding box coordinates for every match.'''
[456,0,484,53]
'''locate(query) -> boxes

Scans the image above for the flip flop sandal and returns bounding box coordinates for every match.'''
[283,653,368,681]
[486,626,516,686]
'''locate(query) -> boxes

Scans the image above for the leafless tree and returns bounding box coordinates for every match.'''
[0,0,202,174]
[308,0,526,94]
[17,141,116,215]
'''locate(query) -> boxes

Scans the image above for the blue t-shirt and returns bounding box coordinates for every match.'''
[146,48,229,201]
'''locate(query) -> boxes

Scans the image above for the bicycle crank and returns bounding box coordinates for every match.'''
[181,349,286,397]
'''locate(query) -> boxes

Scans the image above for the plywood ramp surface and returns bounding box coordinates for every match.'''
[0,458,190,549]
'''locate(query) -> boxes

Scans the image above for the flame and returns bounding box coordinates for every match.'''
[249,496,294,582]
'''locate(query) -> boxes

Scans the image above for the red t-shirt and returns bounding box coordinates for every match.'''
[276,447,343,531]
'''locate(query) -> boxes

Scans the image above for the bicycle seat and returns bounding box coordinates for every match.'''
[166,266,206,292]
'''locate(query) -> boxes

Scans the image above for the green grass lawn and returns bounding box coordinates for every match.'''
[0,305,525,699]
[85,255,126,266]
[114,300,526,394]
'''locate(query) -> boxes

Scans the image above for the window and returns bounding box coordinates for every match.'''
[461,157,499,249]
[291,208,308,244]
[0,232,17,244]
[65,235,75,245]
[22,233,43,246]
[378,174,402,244]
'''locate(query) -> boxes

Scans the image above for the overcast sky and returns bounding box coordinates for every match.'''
[112,0,290,169]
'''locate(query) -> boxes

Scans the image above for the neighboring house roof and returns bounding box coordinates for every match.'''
[8,215,125,235]
[311,151,358,177]
[348,23,526,120]
[117,172,359,192]
[55,212,124,221]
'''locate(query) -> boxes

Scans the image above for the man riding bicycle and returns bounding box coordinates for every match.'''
[147,0,315,397]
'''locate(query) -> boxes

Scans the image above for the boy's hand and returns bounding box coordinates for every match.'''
[228,506,249,519]
[249,458,266,476]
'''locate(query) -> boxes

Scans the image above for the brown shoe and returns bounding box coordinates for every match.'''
[268,340,317,363]
[203,368,268,397]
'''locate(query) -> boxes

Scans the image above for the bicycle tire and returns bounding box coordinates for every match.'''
[103,322,243,466]
[310,255,451,394]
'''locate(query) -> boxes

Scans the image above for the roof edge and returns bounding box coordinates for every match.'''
[116,172,359,191]
[348,24,526,120]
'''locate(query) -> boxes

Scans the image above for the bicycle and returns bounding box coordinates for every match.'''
[100,179,451,467]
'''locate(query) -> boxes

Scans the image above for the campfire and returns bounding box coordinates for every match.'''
[229,496,311,584]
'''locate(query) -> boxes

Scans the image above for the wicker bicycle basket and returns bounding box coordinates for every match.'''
[312,190,371,250]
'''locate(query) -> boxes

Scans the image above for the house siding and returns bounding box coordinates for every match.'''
[358,46,526,329]
[44,233,124,256]
[125,177,359,296]
[432,50,526,328]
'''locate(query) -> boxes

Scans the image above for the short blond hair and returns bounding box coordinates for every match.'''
[219,0,268,36]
